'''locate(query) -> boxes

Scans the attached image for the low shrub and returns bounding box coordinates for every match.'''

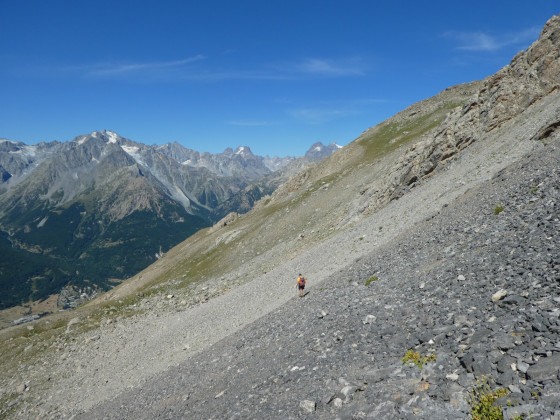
[401,349,436,369]
[468,375,510,420]
[365,276,378,286]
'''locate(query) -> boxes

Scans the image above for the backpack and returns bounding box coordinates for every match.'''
[298,277,306,287]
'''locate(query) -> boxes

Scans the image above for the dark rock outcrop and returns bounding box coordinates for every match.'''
[378,14,560,211]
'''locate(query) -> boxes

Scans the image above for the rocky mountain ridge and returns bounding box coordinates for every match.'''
[155,142,294,176]
[0,130,339,313]
[334,14,560,225]
[0,13,559,420]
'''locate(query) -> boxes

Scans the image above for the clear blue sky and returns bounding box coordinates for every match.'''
[1,1,558,157]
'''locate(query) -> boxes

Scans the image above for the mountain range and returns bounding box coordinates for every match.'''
[0,13,559,420]
[0,133,340,309]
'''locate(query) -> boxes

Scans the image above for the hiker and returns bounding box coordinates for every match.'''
[296,273,306,297]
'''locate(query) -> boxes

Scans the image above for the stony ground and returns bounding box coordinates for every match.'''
[77,135,560,420]
[3,93,559,418]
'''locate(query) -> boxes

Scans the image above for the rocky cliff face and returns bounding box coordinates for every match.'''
[344,15,560,221]
[389,15,560,201]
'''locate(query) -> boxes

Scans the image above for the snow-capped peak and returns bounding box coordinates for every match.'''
[234,146,252,156]
[89,130,120,144]
[106,131,119,144]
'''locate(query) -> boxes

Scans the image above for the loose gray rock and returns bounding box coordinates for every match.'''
[492,289,508,302]
[65,317,82,333]
[517,361,530,374]
[300,399,316,413]
[526,354,560,382]
[503,404,540,420]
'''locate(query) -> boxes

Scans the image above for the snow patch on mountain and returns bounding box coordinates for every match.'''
[8,144,37,158]
[170,186,192,211]
[106,131,119,144]
[234,146,249,155]
[121,145,150,169]
[121,145,139,155]
[37,216,48,228]
[121,145,140,159]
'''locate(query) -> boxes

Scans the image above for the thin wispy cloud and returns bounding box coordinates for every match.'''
[294,57,366,76]
[65,61,283,82]
[60,54,367,83]
[289,108,355,125]
[50,56,206,81]
[82,55,207,78]
[199,57,367,81]
[445,26,541,52]
[89,56,206,76]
